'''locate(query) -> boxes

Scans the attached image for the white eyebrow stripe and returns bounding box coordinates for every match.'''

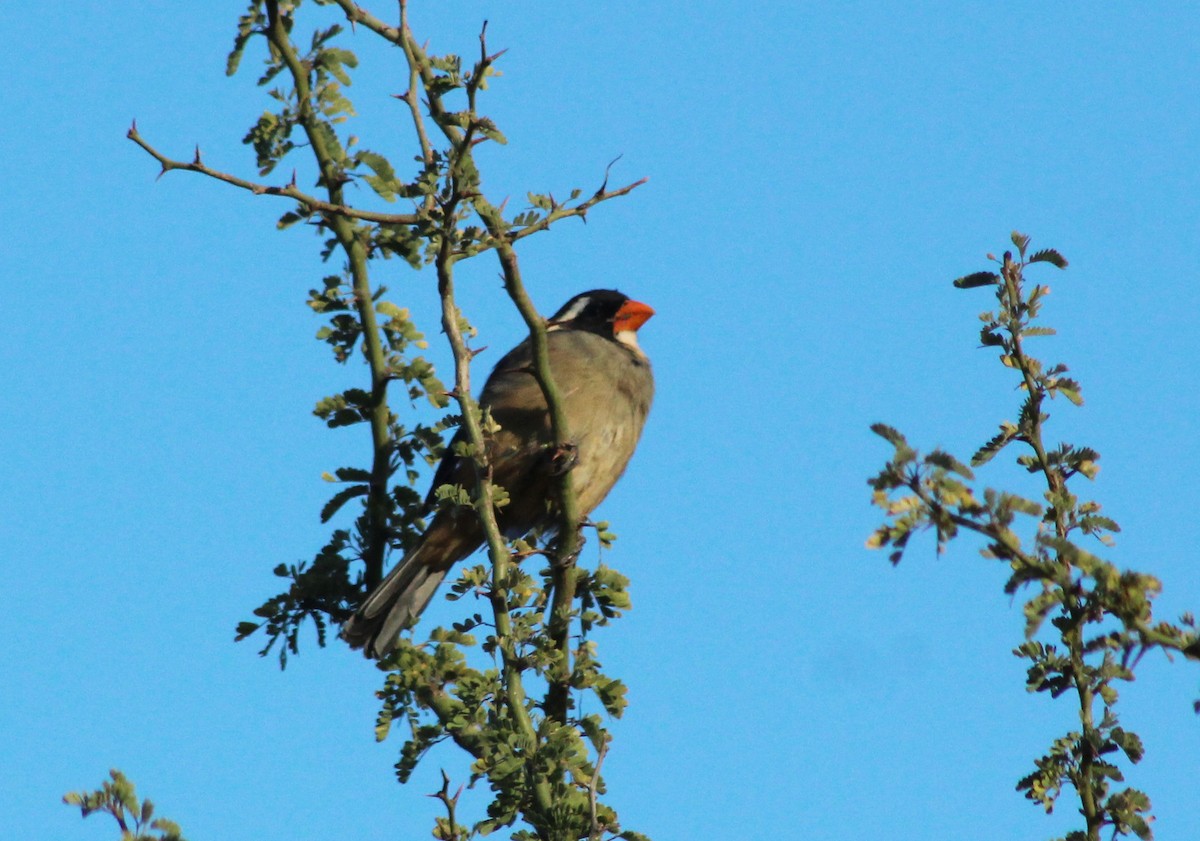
[553,297,591,324]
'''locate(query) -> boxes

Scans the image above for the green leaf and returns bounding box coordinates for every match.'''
[1111,727,1145,763]
[971,423,1016,466]
[277,209,308,230]
[953,271,1000,289]
[925,450,974,479]
[870,423,907,447]
[226,2,264,77]
[357,150,401,202]
[1056,385,1084,406]
[319,484,369,523]
[234,621,260,640]
[1029,248,1068,268]
[333,466,372,483]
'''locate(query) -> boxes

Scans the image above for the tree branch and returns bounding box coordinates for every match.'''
[125,122,418,226]
[434,229,556,819]
[265,0,396,587]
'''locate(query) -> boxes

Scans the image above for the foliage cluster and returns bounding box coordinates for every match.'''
[65,771,185,841]
[868,233,1200,841]
[94,2,648,840]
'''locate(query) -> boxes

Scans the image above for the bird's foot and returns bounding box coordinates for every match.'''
[548,441,579,476]
[552,532,586,568]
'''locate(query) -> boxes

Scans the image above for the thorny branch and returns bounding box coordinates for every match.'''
[126,123,419,226]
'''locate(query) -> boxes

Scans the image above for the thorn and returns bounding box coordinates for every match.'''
[600,153,624,193]
[468,345,489,359]
[193,144,202,165]
[289,168,298,188]
[127,118,138,138]
[497,196,509,214]
[488,48,509,63]
[156,167,168,182]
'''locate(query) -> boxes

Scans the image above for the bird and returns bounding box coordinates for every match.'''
[342,289,655,658]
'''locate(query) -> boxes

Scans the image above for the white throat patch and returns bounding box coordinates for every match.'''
[615,329,645,358]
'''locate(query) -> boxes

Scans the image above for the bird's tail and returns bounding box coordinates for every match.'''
[342,543,450,659]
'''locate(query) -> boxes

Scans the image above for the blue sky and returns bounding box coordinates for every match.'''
[5,3,1200,840]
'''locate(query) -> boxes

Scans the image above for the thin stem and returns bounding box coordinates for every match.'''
[463,26,582,724]
[1000,254,1101,838]
[509,170,649,246]
[588,738,610,841]
[480,209,583,722]
[265,0,393,586]
[331,0,401,41]
[435,227,555,819]
[125,123,418,226]
[397,0,436,214]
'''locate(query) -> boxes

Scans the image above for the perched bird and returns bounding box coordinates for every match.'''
[343,289,655,658]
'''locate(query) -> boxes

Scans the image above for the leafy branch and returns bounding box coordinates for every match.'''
[64,771,186,841]
[868,232,1200,841]
[113,1,650,839]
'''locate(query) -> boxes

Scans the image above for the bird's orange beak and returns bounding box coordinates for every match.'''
[613,298,655,333]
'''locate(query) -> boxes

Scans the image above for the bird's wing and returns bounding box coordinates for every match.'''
[424,338,551,506]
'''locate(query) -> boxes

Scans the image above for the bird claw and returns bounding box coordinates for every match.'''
[553,533,585,568]
[548,442,579,476]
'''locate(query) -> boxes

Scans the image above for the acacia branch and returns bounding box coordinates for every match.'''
[331,0,400,42]
[434,228,556,819]
[396,13,648,259]
[125,123,418,226]
[265,0,395,587]
[480,208,583,722]
[397,0,436,214]
[506,175,650,244]
[587,737,610,841]
[457,25,590,724]
[999,253,1101,833]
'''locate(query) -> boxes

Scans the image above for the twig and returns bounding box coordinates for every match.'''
[264,0,395,587]
[434,210,557,819]
[126,122,418,226]
[588,738,610,841]
[509,176,649,244]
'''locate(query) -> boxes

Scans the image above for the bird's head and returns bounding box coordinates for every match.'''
[548,289,655,355]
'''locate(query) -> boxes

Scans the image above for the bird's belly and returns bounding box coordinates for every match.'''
[569,406,644,514]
